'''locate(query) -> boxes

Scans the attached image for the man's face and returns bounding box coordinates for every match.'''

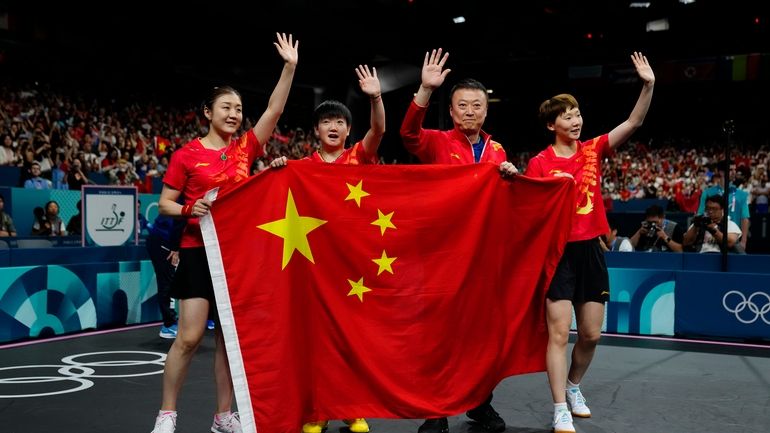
[705,202,723,222]
[449,89,488,135]
[30,165,41,176]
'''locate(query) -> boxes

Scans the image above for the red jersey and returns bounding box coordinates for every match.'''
[400,100,507,164]
[164,129,263,247]
[306,141,377,165]
[525,134,610,242]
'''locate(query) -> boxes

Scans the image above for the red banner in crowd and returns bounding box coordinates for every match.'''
[200,161,574,433]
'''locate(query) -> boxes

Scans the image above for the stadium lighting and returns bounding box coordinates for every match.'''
[629,2,651,8]
[646,18,670,32]
[452,16,466,24]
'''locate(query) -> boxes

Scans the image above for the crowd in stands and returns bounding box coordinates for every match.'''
[1,83,769,240]
[0,84,322,192]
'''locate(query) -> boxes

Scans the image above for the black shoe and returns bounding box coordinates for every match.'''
[418,418,448,433]
[466,404,505,432]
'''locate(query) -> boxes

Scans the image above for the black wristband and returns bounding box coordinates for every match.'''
[665,237,672,244]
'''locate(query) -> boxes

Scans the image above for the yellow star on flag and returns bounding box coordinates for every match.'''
[371,209,396,236]
[257,189,327,269]
[347,277,372,302]
[345,180,370,207]
[372,250,397,275]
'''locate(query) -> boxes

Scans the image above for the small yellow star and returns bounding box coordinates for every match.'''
[345,180,370,207]
[371,209,396,236]
[372,250,397,275]
[257,189,327,269]
[347,277,372,302]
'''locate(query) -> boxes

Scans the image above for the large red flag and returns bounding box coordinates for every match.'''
[200,161,574,433]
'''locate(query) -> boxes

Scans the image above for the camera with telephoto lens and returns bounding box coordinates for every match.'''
[692,214,711,228]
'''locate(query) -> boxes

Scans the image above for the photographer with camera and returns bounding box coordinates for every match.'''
[629,205,684,252]
[684,194,742,253]
[697,161,750,252]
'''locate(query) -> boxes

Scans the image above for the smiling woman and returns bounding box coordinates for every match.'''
[148,33,300,433]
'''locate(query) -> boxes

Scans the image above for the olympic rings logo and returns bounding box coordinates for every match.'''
[722,290,770,325]
[0,351,166,398]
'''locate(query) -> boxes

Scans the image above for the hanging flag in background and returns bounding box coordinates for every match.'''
[200,162,575,433]
[659,57,717,83]
[154,136,170,156]
[719,53,762,81]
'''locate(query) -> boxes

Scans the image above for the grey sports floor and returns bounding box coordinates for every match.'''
[1,325,768,433]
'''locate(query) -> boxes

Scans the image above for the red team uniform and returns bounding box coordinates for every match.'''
[525,134,611,241]
[400,101,507,164]
[306,141,377,165]
[163,129,262,248]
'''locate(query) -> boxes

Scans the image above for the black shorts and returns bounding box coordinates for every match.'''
[547,237,609,303]
[170,247,215,302]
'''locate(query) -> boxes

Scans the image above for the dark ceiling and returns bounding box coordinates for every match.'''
[1,0,769,155]
[5,0,767,87]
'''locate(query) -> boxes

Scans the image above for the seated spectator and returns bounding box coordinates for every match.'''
[31,200,66,236]
[629,204,684,252]
[0,194,17,237]
[66,200,82,236]
[683,194,742,254]
[601,221,632,252]
[697,161,750,252]
[23,162,53,189]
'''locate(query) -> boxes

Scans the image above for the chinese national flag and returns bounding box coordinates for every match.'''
[154,135,170,156]
[200,161,574,433]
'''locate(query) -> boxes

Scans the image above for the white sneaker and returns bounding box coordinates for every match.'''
[211,411,242,433]
[552,408,575,433]
[150,411,176,433]
[566,387,591,418]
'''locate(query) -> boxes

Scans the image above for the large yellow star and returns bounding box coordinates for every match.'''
[257,189,327,269]
[347,277,372,302]
[371,209,396,236]
[345,180,370,207]
[372,250,397,275]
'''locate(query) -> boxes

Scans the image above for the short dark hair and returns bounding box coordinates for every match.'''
[706,194,724,208]
[313,100,352,126]
[645,205,665,218]
[449,78,488,103]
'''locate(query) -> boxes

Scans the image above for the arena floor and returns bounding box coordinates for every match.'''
[1,325,768,433]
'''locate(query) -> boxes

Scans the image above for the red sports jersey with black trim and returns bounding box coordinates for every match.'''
[400,100,507,164]
[164,129,263,247]
[306,141,377,165]
[525,134,610,242]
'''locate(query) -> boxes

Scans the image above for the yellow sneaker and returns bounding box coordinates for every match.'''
[302,421,329,433]
[343,418,370,433]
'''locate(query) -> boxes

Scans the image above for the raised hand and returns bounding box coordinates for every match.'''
[355,65,381,98]
[274,32,299,66]
[631,51,654,86]
[421,48,451,90]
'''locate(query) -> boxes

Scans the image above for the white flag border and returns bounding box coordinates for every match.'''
[200,187,257,433]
